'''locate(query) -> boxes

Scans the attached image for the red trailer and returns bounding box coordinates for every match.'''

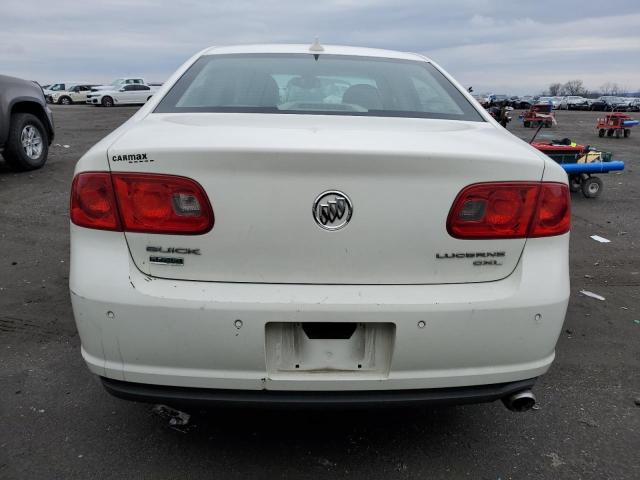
[596,113,638,138]
[522,103,556,128]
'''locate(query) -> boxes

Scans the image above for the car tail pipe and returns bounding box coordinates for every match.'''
[502,390,536,412]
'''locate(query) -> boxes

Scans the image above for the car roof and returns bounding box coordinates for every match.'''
[201,44,430,62]
[50,81,91,86]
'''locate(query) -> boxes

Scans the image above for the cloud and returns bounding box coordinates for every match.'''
[0,0,638,94]
[469,15,496,28]
[425,12,640,93]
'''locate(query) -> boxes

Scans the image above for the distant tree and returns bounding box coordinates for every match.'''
[600,82,623,95]
[562,79,587,96]
[600,82,614,95]
[548,83,563,96]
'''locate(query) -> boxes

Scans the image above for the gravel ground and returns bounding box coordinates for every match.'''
[0,105,638,479]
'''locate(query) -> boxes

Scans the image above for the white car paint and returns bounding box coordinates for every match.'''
[559,96,588,109]
[537,96,562,109]
[91,77,146,91]
[70,44,570,402]
[86,84,157,106]
[550,97,563,109]
[114,114,542,284]
[43,81,91,97]
[48,84,96,104]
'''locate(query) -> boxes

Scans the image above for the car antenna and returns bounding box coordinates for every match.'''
[309,37,324,61]
[529,121,545,144]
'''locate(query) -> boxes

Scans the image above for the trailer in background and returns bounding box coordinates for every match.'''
[596,113,638,138]
[532,141,624,198]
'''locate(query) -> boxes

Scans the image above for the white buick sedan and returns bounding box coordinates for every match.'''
[69,43,570,411]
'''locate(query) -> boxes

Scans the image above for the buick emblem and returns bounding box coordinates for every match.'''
[313,190,353,231]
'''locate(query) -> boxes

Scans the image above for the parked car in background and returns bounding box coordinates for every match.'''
[0,74,54,170]
[70,43,570,413]
[86,83,157,106]
[627,99,640,112]
[43,81,90,97]
[489,94,509,106]
[572,99,593,110]
[589,97,609,111]
[605,96,623,109]
[511,96,534,109]
[611,97,637,112]
[549,97,563,109]
[536,96,562,109]
[589,96,629,111]
[91,78,147,92]
[47,84,98,105]
[559,96,589,110]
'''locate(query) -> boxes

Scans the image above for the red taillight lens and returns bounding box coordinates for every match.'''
[70,172,214,235]
[70,172,121,231]
[112,173,214,234]
[447,182,570,239]
[529,183,571,237]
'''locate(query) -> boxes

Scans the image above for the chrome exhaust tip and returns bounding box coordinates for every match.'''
[502,390,536,412]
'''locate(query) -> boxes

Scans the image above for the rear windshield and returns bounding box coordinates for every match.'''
[155,54,483,121]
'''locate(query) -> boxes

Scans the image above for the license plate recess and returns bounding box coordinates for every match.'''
[265,322,395,378]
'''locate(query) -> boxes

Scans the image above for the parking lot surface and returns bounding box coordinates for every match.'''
[1,105,638,479]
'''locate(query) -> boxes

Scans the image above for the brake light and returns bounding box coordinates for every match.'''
[70,172,214,235]
[70,172,121,231]
[447,182,570,239]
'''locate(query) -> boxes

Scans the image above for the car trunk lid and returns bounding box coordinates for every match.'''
[108,113,545,284]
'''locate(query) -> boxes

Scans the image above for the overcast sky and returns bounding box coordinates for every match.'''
[2,0,638,94]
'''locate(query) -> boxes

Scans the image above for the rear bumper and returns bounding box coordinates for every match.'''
[101,376,536,407]
[70,226,569,393]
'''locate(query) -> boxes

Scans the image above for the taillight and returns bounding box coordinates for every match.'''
[70,172,214,235]
[70,172,121,231]
[529,183,571,237]
[112,173,213,234]
[447,182,570,239]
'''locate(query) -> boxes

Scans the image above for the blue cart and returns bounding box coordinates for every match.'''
[532,141,625,198]
[561,160,625,198]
